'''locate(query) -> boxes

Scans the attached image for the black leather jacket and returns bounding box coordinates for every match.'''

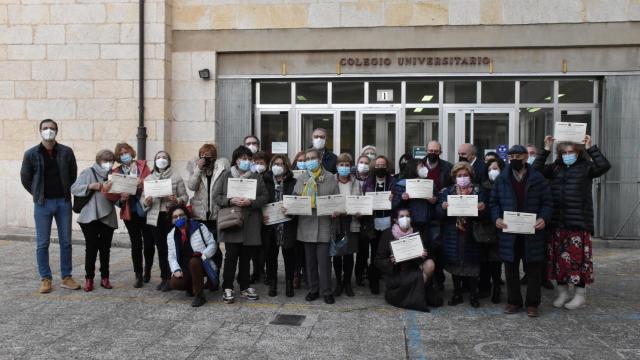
[20,143,77,204]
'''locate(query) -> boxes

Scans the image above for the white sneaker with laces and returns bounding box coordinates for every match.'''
[222,288,235,304]
[240,287,259,300]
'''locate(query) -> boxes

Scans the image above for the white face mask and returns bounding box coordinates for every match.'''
[247,144,258,154]
[41,129,56,141]
[357,163,369,174]
[155,158,169,170]
[254,164,266,174]
[488,169,500,182]
[101,162,113,171]
[271,165,284,177]
[418,167,429,179]
[398,216,411,230]
[312,137,326,150]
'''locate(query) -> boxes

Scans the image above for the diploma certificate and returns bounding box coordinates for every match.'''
[227,178,257,200]
[554,122,587,143]
[292,170,305,179]
[369,191,392,210]
[283,195,312,216]
[262,202,291,226]
[143,179,173,197]
[108,173,138,195]
[447,195,479,217]
[345,196,373,216]
[390,233,424,263]
[406,179,434,199]
[316,195,345,216]
[503,211,537,234]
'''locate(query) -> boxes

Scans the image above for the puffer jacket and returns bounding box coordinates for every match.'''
[532,146,610,233]
[186,157,229,221]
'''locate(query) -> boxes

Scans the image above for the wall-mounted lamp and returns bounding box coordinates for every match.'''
[198,69,211,80]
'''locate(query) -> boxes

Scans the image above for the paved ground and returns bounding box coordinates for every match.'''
[1,239,639,360]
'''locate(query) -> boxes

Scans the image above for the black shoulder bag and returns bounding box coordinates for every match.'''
[72,168,99,214]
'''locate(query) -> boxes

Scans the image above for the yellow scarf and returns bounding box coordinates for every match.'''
[303,167,322,208]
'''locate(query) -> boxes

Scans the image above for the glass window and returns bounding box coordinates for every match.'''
[561,110,592,135]
[559,80,594,103]
[302,113,334,152]
[259,82,290,104]
[481,81,515,103]
[519,108,553,150]
[444,81,476,103]
[368,82,401,104]
[362,113,396,171]
[296,82,327,104]
[332,82,364,104]
[406,82,439,104]
[405,108,438,157]
[520,80,553,103]
[260,111,289,155]
[340,111,356,159]
[465,113,509,157]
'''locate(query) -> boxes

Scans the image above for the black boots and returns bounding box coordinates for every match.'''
[143,268,151,283]
[491,284,501,304]
[191,292,206,307]
[425,279,443,307]
[343,280,354,297]
[285,280,294,297]
[268,280,277,297]
[134,273,143,288]
[333,273,343,296]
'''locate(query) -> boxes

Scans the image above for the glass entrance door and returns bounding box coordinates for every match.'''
[443,109,516,163]
[298,111,338,158]
[360,112,398,172]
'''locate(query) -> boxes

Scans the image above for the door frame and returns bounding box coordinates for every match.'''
[357,109,401,169]
[295,109,339,160]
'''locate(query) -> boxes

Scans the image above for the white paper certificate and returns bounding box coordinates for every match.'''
[316,195,345,216]
[283,195,312,215]
[345,196,373,216]
[503,211,537,234]
[447,195,479,217]
[108,173,138,195]
[292,170,305,179]
[554,122,587,143]
[262,202,291,226]
[143,179,173,198]
[369,191,392,210]
[390,233,424,263]
[406,179,434,199]
[227,178,257,200]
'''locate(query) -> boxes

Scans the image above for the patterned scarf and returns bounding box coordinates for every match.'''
[303,167,322,208]
[455,185,473,232]
[391,224,414,239]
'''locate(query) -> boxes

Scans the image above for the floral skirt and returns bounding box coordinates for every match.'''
[547,229,594,285]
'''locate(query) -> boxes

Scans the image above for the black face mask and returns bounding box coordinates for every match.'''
[426,153,439,163]
[458,156,468,163]
[510,159,524,171]
[201,157,213,167]
[374,168,388,178]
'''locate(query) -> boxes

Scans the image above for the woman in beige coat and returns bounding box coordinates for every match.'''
[293,148,340,304]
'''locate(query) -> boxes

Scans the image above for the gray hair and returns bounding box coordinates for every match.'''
[95,149,115,163]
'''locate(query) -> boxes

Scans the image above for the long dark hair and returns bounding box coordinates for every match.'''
[403,159,422,179]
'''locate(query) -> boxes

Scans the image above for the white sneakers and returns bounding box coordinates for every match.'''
[222,289,235,304]
[554,284,587,310]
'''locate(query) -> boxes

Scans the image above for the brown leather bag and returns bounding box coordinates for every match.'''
[216,206,244,232]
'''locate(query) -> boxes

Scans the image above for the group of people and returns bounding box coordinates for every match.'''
[21,119,610,316]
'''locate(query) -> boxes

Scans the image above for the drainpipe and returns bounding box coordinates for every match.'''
[136,0,148,160]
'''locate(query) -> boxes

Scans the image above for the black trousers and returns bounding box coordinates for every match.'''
[199,220,223,273]
[80,220,115,279]
[265,237,296,283]
[452,274,478,297]
[332,254,354,282]
[294,240,306,275]
[252,228,267,279]
[149,212,172,280]
[222,243,257,291]
[123,213,155,274]
[505,260,542,307]
[355,234,370,280]
[367,230,385,288]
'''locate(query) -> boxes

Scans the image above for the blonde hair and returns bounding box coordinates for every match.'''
[337,153,353,165]
[451,161,475,181]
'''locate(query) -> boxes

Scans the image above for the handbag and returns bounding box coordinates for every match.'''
[216,206,244,232]
[73,168,99,214]
[472,221,498,244]
[329,223,349,257]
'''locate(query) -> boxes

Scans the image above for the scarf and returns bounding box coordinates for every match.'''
[391,223,414,239]
[303,167,322,208]
[455,185,473,232]
[154,166,174,180]
[230,165,253,179]
[174,220,199,250]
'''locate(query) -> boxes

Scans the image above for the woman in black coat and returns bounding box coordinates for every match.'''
[262,155,299,298]
[532,135,610,310]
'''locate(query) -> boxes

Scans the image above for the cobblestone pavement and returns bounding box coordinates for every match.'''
[1,239,639,359]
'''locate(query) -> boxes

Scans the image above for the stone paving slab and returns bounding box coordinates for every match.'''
[0,239,639,359]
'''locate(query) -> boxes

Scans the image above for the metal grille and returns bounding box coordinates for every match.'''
[216,78,252,160]
[269,314,306,326]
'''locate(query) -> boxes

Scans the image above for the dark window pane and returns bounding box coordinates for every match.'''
[260,111,288,155]
[520,81,553,103]
[260,82,290,104]
[444,81,476,103]
[481,81,515,103]
[405,108,438,156]
[406,82,439,103]
[519,107,553,149]
[332,82,364,104]
[369,82,401,104]
[340,111,356,159]
[559,80,594,103]
[296,82,327,104]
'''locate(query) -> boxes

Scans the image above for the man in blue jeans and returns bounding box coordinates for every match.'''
[21,119,81,293]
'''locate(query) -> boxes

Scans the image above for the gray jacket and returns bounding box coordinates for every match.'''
[294,169,340,243]
[186,157,229,221]
[20,142,77,204]
[141,168,189,226]
[70,164,118,229]
[212,168,269,245]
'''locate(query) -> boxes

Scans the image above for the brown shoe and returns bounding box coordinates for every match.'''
[504,304,522,314]
[61,276,81,290]
[527,306,539,317]
[39,278,52,293]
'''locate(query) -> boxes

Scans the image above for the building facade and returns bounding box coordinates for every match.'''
[0,0,638,239]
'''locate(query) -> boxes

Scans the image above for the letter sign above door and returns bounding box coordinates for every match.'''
[377,89,393,102]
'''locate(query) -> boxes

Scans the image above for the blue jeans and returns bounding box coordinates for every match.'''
[34,198,73,279]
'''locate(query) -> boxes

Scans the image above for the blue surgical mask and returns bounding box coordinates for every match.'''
[527,156,535,165]
[175,216,186,228]
[337,166,350,177]
[306,159,320,172]
[297,161,307,170]
[562,154,577,166]
[238,159,251,172]
[120,153,133,164]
